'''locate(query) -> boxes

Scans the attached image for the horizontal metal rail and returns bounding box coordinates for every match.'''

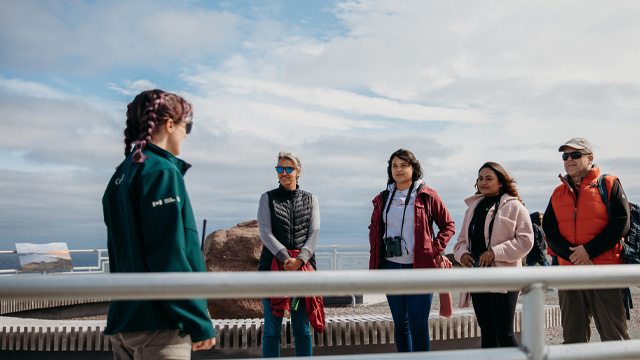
[2,246,370,274]
[294,348,528,360]
[0,249,107,255]
[2,264,640,359]
[1,265,639,301]
[0,249,109,275]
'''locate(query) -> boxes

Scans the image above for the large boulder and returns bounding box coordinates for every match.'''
[203,220,264,319]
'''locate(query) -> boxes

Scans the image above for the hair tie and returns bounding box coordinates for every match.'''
[132,148,148,163]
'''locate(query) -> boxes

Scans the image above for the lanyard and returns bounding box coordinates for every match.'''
[384,182,415,240]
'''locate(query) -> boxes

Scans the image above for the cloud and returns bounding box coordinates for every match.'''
[2,0,640,255]
[0,76,69,100]
[261,0,640,120]
[0,0,242,73]
[184,72,489,124]
[0,91,123,169]
[107,80,158,96]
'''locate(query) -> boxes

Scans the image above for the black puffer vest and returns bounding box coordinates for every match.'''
[257,185,316,271]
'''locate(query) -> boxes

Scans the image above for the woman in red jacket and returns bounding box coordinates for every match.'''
[368,149,455,352]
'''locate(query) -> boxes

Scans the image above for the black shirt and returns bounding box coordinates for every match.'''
[469,194,502,257]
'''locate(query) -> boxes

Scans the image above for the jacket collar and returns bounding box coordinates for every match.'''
[277,184,300,197]
[387,179,425,193]
[559,164,600,188]
[144,143,192,175]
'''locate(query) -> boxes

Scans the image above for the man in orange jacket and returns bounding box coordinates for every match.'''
[543,137,630,343]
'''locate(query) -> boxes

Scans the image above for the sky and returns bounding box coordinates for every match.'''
[1,0,640,253]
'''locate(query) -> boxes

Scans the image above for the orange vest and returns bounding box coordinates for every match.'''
[550,166,624,265]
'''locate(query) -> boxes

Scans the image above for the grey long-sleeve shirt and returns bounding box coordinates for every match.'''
[257,192,320,264]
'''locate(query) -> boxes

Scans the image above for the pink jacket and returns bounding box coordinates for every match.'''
[453,194,533,267]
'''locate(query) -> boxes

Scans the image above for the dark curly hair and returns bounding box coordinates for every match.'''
[123,89,193,163]
[475,161,524,205]
[386,149,424,185]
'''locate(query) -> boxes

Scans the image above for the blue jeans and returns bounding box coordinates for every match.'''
[527,258,550,266]
[262,298,312,357]
[382,260,433,352]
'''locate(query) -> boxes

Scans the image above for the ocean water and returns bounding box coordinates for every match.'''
[0,248,370,272]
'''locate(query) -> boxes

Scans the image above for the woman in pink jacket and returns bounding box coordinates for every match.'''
[453,162,533,348]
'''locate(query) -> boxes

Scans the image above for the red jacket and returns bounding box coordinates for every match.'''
[270,250,325,333]
[550,166,624,265]
[368,183,455,269]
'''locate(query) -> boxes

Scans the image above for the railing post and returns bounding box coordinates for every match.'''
[521,282,545,360]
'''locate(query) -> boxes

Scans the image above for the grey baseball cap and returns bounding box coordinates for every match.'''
[558,137,593,153]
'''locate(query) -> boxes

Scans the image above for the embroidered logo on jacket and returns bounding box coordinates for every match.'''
[151,196,181,207]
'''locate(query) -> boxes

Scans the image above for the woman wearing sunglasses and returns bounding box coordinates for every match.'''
[453,162,533,348]
[257,151,322,357]
[102,90,216,359]
[368,149,455,352]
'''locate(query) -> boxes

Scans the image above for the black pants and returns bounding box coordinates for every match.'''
[471,291,519,348]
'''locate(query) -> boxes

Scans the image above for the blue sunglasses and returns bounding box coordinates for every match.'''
[184,121,193,134]
[275,166,296,173]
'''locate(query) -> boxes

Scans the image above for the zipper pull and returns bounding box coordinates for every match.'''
[573,208,577,221]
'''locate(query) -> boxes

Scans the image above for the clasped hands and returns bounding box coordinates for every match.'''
[569,245,593,265]
[460,250,495,268]
[283,257,304,271]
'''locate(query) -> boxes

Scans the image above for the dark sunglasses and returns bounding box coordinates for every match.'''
[275,166,296,173]
[562,152,590,161]
[184,121,193,135]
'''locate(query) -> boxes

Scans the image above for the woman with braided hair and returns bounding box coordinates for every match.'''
[102,89,216,359]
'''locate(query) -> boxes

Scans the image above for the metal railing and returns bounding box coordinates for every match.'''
[315,245,369,271]
[0,249,109,275]
[0,245,366,313]
[2,265,640,359]
[0,245,368,275]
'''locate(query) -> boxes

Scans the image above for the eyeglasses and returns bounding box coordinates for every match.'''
[184,121,193,135]
[562,152,591,161]
[275,166,296,173]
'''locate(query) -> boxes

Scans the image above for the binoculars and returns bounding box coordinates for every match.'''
[384,236,403,257]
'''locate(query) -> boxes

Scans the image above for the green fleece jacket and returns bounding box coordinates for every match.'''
[102,143,215,342]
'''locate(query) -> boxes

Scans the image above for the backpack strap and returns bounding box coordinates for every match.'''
[596,174,612,220]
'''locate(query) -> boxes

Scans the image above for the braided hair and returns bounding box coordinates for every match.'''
[123,89,193,163]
